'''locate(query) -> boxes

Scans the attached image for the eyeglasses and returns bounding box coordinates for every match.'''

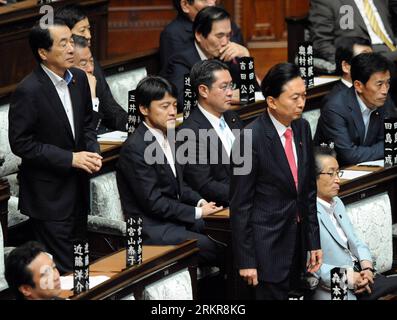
[219,82,236,92]
[319,170,343,178]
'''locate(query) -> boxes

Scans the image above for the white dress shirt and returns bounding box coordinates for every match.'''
[198,104,235,156]
[143,121,203,219]
[41,64,75,138]
[195,41,209,61]
[354,0,394,45]
[341,78,353,88]
[268,110,298,166]
[355,91,375,140]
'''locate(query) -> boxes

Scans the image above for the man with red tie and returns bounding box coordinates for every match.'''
[230,63,323,300]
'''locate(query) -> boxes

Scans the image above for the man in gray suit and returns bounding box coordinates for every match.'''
[308,0,397,64]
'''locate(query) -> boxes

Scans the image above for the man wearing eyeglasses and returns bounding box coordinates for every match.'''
[163,6,252,110]
[313,145,397,300]
[314,52,396,166]
[179,60,243,207]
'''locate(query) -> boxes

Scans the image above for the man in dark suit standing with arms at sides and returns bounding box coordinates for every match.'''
[180,60,243,207]
[159,0,244,75]
[116,76,223,266]
[315,52,396,166]
[230,63,322,300]
[8,20,102,273]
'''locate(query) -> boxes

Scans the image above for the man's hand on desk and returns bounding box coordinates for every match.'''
[201,202,223,217]
[72,151,103,174]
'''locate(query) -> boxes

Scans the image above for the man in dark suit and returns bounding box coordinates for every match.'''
[8,20,102,273]
[315,52,395,166]
[308,0,397,64]
[179,60,243,207]
[230,63,322,300]
[72,35,128,133]
[56,5,128,132]
[163,6,251,109]
[159,0,244,75]
[116,76,223,266]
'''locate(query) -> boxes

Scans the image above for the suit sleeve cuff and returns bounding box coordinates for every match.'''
[195,207,202,220]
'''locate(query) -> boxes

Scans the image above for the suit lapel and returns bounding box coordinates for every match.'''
[373,0,395,42]
[364,109,381,145]
[36,67,75,141]
[347,89,366,144]
[262,112,296,192]
[318,202,348,249]
[68,75,80,144]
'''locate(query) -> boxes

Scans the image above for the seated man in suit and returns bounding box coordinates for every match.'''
[180,60,243,207]
[308,0,397,64]
[72,35,128,133]
[315,52,395,166]
[56,5,128,132]
[313,145,397,300]
[163,6,251,109]
[159,0,244,74]
[116,76,223,266]
[5,241,62,300]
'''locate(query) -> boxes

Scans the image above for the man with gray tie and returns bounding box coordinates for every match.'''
[179,60,243,207]
[315,52,395,166]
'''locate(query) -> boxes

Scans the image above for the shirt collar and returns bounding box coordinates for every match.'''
[143,121,167,145]
[317,197,336,213]
[198,103,222,127]
[195,41,209,61]
[41,64,73,86]
[341,78,353,88]
[355,91,374,116]
[268,109,290,138]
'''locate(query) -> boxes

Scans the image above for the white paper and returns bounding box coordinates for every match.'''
[255,91,265,101]
[60,275,110,290]
[97,130,127,143]
[314,77,340,86]
[357,159,384,167]
[341,170,372,180]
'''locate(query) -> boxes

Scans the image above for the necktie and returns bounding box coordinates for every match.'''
[363,0,396,51]
[219,116,234,153]
[284,128,298,189]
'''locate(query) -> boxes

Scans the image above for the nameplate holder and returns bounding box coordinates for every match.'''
[126,216,143,269]
[330,267,348,300]
[237,57,256,104]
[127,90,142,135]
[183,74,197,120]
[297,42,314,89]
[73,240,90,295]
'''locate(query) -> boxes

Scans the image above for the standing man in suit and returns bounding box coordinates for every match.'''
[180,60,243,207]
[8,20,102,273]
[163,6,251,109]
[72,35,128,133]
[315,52,395,166]
[56,5,128,132]
[116,76,223,266]
[308,0,397,64]
[230,63,322,300]
[159,0,244,75]
[313,145,397,300]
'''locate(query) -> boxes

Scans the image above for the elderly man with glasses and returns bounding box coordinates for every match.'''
[312,145,397,300]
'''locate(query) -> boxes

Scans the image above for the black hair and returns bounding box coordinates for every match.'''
[55,4,87,29]
[193,6,230,38]
[135,76,177,109]
[173,0,195,15]
[29,18,68,63]
[313,145,337,176]
[261,62,301,98]
[335,37,372,76]
[5,241,47,300]
[190,59,230,96]
[72,34,89,49]
[351,52,394,84]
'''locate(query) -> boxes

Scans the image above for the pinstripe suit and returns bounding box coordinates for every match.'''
[230,111,321,292]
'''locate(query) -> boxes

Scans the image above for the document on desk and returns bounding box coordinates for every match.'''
[341,170,372,180]
[60,275,110,290]
[357,160,384,167]
[97,131,127,143]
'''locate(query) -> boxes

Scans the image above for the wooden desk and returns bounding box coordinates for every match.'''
[65,240,198,300]
[204,165,397,299]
